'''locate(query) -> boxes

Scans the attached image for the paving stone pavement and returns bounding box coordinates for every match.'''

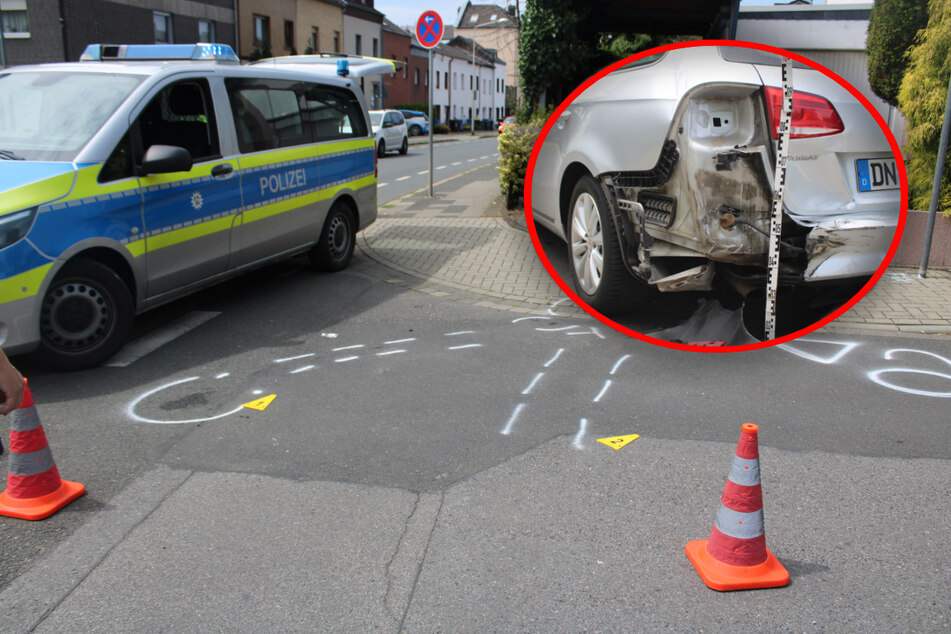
[357,172,951,337]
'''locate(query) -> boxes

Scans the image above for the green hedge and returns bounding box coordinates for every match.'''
[498,108,553,209]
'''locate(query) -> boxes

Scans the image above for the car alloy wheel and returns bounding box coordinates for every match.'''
[570,191,604,295]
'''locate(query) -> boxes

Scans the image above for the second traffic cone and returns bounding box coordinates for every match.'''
[0,380,85,520]
[685,423,789,591]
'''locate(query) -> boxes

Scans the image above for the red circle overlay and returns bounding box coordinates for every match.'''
[523,39,908,353]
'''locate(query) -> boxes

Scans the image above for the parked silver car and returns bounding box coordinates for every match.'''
[529,45,901,327]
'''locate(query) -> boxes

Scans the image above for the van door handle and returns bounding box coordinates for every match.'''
[211,163,233,178]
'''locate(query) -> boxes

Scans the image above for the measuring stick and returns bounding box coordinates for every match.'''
[765,58,794,340]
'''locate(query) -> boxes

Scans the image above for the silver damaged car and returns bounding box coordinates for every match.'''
[529,45,902,323]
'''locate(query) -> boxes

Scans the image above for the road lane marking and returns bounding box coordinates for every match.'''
[333,344,364,351]
[417,170,428,175]
[377,349,406,356]
[335,356,359,363]
[446,330,475,336]
[436,165,447,170]
[451,161,462,166]
[521,372,545,395]
[385,338,416,344]
[501,403,525,435]
[396,176,411,181]
[291,365,315,374]
[106,311,220,367]
[448,344,482,350]
[275,353,315,363]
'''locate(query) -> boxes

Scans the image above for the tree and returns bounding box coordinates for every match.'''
[898,0,951,212]
[867,0,930,107]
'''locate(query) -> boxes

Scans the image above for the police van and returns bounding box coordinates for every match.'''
[0,44,380,370]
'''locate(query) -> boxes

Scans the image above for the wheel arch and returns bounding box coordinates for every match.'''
[559,162,595,232]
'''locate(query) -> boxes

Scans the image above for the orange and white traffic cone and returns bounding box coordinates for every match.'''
[685,423,789,591]
[0,380,84,520]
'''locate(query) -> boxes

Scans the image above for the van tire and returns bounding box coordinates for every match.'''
[310,201,356,272]
[34,259,133,371]
[377,140,386,157]
[566,175,647,313]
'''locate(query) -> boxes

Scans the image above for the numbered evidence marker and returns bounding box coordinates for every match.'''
[242,394,277,411]
[597,434,640,450]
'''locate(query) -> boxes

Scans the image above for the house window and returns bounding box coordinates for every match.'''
[403,57,408,79]
[444,72,448,90]
[372,38,378,57]
[414,68,419,86]
[153,11,173,43]
[436,72,440,89]
[453,73,457,89]
[470,75,473,90]
[333,31,340,53]
[253,15,270,49]
[425,70,428,87]
[1,0,30,37]
[310,26,318,52]
[284,20,294,49]
[355,33,362,55]
[198,19,215,43]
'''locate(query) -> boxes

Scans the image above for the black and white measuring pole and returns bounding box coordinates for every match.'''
[765,59,794,340]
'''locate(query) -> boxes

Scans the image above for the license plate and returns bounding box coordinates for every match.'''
[856,158,899,192]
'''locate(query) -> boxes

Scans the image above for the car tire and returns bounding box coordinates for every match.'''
[399,136,408,155]
[309,201,356,272]
[566,175,647,313]
[34,259,133,371]
[409,124,422,136]
[377,140,386,157]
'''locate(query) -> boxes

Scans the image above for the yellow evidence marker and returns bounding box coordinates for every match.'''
[242,394,277,411]
[597,434,640,450]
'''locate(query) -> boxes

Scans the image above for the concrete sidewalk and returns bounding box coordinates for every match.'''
[359,164,951,337]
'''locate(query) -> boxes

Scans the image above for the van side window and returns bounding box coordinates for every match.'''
[226,78,367,153]
[136,79,220,163]
[301,84,368,141]
[99,131,133,183]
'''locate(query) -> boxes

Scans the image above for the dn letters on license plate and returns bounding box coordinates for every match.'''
[856,158,899,192]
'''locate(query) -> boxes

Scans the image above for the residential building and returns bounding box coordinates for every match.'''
[454,2,518,114]
[0,0,235,66]
[432,35,505,129]
[296,0,344,55]
[382,18,411,106]
[238,0,294,59]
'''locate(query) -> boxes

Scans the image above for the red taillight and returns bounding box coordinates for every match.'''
[764,86,844,140]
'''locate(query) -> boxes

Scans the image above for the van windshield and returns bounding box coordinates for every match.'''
[0,71,143,162]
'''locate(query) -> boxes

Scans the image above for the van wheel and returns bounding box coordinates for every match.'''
[34,259,133,370]
[566,175,647,313]
[399,137,408,155]
[377,140,386,158]
[310,201,356,272]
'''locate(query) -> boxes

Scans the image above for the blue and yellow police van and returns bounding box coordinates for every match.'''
[0,44,380,369]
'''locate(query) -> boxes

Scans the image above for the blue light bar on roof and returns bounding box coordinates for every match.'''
[80,43,239,63]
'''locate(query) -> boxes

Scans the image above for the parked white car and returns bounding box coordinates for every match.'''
[369,110,409,157]
[530,45,901,323]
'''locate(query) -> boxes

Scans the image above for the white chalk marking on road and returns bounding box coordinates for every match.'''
[547,298,570,315]
[253,389,263,395]
[385,338,416,345]
[448,344,482,350]
[543,348,564,368]
[275,353,315,363]
[335,356,359,363]
[567,327,606,339]
[127,376,244,425]
[333,344,364,352]
[521,372,545,395]
[106,311,220,367]
[593,380,612,403]
[321,332,338,338]
[610,355,631,375]
[215,373,230,379]
[290,365,315,374]
[377,349,406,356]
[779,339,859,365]
[396,176,411,181]
[512,316,547,323]
[445,330,475,336]
[573,418,588,450]
[536,325,577,332]
[501,403,525,435]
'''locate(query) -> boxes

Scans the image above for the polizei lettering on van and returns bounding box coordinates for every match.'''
[260,168,307,196]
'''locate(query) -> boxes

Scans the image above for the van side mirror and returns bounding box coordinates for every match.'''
[141,145,193,175]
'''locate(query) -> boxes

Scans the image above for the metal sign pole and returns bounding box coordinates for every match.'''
[429,47,434,197]
[918,71,951,278]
